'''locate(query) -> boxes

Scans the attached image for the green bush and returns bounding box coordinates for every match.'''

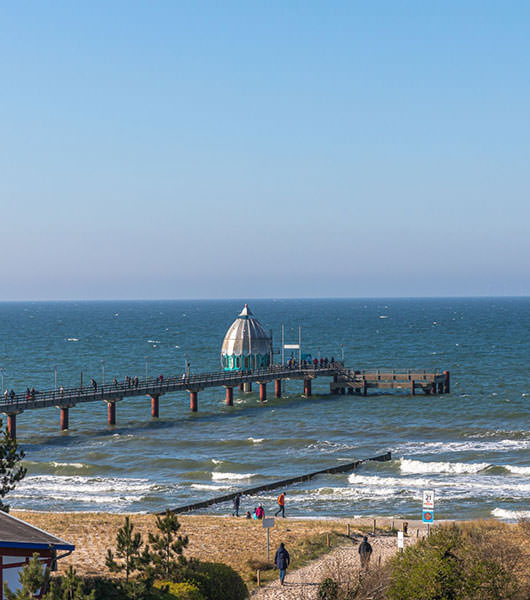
[318,577,339,600]
[154,581,204,600]
[175,562,247,600]
[388,524,523,600]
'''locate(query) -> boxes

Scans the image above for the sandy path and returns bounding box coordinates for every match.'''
[251,535,411,599]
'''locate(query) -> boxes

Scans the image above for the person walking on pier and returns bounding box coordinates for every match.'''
[358,535,373,569]
[274,542,290,586]
[274,492,286,518]
[232,493,241,517]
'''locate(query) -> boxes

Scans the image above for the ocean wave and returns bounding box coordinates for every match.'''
[397,439,530,455]
[492,508,530,520]
[399,458,490,474]
[211,459,224,464]
[50,462,87,469]
[505,465,530,475]
[191,483,233,491]
[211,472,256,481]
[66,338,79,342]
[13,475,158,497]
[247,438,264,444]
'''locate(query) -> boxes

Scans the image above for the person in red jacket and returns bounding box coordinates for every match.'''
[275,492,286,518]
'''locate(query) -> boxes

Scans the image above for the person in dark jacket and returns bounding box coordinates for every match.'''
[358,535,373,568]
[274,542,290,585]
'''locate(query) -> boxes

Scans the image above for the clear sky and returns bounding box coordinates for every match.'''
[1,1,529,300]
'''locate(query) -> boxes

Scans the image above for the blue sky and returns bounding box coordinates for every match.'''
[1,1,529,299]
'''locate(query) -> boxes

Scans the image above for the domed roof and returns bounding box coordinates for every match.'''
[221,304,272,356]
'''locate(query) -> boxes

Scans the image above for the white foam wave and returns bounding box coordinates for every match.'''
[397,439,530,455]
[50,462,87,469]
[505,465,530,475]
[247,438,264,444]
[191,483,232,491]
[147,339,161,344]
[400,458,490,474]
[66,338,79,342]
[211,472,256,481]
[492,508,530,520]
[211,459,224,465]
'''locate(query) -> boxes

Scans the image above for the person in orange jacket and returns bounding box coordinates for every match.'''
[275,491,286,518]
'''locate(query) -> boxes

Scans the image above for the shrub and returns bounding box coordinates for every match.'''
[154,581,204,600]
[388,523,524,600]
[176,562,247,600]
[318,577,339,600]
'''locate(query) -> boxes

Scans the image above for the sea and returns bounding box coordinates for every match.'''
[0,298,529,521]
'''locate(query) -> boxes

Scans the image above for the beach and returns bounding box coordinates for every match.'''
[13,511,426,582]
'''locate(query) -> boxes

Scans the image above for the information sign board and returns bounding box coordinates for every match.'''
[422,509,434,523]
[423,490,435,509]
[262,518,275,529]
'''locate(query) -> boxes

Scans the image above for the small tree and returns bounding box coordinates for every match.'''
[4,554,48,600]
[45,566,96,600]
[0,427,27,512]
[148,508,189,580]
[105,516,145,583]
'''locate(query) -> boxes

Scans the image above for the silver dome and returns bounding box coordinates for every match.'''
[221,305,272,356]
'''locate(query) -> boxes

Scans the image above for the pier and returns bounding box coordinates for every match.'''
[0,365,450,439]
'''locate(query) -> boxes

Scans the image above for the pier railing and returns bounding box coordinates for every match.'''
[0,363,342,413]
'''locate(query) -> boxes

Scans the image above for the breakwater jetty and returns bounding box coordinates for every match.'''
[0,365,449,440]
[165,451,392,514]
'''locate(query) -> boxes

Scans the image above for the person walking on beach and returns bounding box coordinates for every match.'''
[358,535,373,569]
[274,492,286,517]
[274,542,290,586]
[232,493,241,517]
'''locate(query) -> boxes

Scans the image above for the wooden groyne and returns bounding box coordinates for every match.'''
[164,451,392,515]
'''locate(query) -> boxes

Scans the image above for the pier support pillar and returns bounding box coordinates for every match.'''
[274,379,282,398]
[243,382,252,393]
[431,382,437,395]
[259,383,267,403]
[7,414,16,439]
[410,380,416,396]
[107,401,116,426]
[60,407,69,430]
[304,379,312,397]
[239,383,244,391]
[190,391,198,412]
[438,381,444,394]
[362,380,368,396]
[225,387,233,406]
[347,387,354,395]
[443,370,450,393]
[151,394,159,418]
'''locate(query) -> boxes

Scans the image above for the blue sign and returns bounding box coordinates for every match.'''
[422,509,434,523]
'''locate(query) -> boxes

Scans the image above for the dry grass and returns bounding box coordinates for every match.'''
[13,512,395,584]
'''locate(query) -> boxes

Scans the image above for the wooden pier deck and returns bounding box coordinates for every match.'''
[0,365,449,439]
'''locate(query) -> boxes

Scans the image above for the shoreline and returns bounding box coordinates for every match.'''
[12,511,434,579]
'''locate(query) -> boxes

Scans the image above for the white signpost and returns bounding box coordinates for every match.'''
[397,530,404,551]
[262,518,275,561]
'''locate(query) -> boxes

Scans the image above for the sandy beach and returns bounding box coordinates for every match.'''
[13,511,426,584]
